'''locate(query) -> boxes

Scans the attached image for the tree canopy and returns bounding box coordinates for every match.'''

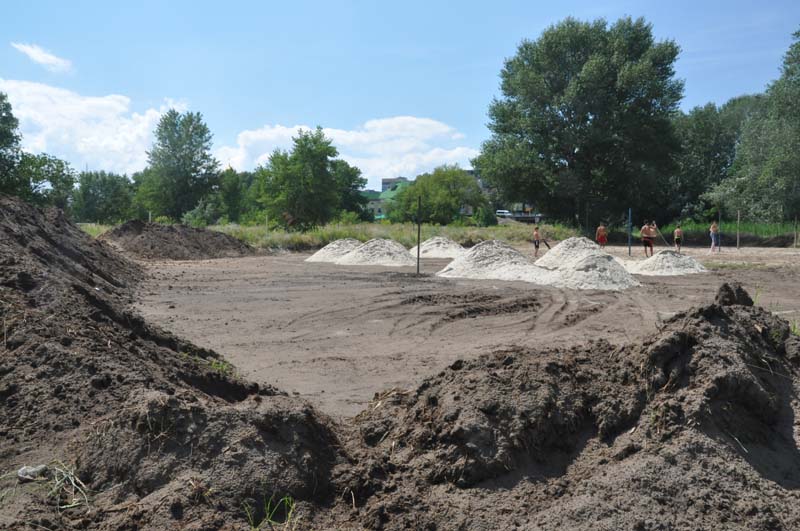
[71,171,135,223]
[473,16,683,223]
[389,165,486,224]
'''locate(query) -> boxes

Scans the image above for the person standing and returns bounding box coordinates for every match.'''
[595,222,608,249]
[532,226,542,258]
[640,220,654,257]
[673,224,683,254]
[709,221,720,253]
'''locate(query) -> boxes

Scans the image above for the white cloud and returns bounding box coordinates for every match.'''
[217,116,479,190]
[0,78,181,174]
[11,43,73,73]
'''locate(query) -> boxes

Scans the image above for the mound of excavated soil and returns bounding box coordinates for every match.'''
[335,238,416,267]
[408,236,465,259]
[101,220,255,260]
[535,236,600,269]
[626,249,708,276]
[305,238,362,263]
[339,283,800,530]
[0,197,342,530]
[437,239,555,284]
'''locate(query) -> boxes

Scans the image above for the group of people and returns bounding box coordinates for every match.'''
[533,221,723,257]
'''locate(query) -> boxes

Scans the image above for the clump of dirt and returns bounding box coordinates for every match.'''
[334,282,800,530]
[336,238,415,267]
[0,196,342,530]
[101,220,255,260]
[306,238,362,262]
[409,236,464,259]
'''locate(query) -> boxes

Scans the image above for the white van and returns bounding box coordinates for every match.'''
[495,209,511,218]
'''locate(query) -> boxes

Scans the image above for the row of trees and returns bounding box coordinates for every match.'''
[0,100,372,228]
[474,18,800,224]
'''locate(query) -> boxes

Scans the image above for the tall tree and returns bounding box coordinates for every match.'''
[144,109,219,219]
[0,92,23,194]
[473,17,683,222]
[257,127,341,230]
[705,29,800,221]
[389,165,486,224]
[219,167,246,222]
[331,159,369,218]
[72,171,134,223]
[13,152,76,210]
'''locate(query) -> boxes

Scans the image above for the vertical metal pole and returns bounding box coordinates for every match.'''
[795,216,798,248]
[737,210,740,250]
[416,196,421,275]
[627,207,632,257]
[718,206,722,252]
[148,211,152,223]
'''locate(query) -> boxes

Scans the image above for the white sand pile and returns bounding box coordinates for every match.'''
[535,237,600,269]
[409,236,465,259]
[548,252,641,290]
[335,238,416,267]
[436,240,555,284]
[305,238,362,263]
[626,250,707,276]
[535,236,640,290]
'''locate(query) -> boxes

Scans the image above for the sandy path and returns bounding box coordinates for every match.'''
[135,247,800,418]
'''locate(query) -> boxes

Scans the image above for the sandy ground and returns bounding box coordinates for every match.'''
[135,244,800,418]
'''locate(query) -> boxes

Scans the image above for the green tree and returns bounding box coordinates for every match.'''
[72,171,134,223]
[705,29,800,221]
[219,167,246,222]
[473,17,683,222]
[389,165,486,224]
[0,92,21,184]
[143,109,219,219]
[667,95,763,220]
[13,152,76,210]
[331,159,369,219]
[256,127,341,230]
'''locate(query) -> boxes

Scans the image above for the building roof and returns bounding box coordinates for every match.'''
[379,181,411,200]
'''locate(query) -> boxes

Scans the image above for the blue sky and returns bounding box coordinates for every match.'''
[1,0,798,189]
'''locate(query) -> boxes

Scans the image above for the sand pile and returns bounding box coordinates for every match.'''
[335,238,416,267]
[342,283,800,530]
[0,196,342,529]
[534,236,600,269]
[408,236,465,259]
[305,238,362,262]
[101,219,254,260]
[535,237,640,290]
[626,250,707,276]
[436,239,555,284]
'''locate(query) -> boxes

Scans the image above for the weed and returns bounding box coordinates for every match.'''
[187,477,214,504]
[244,495,296,531]
[47,461,90,512]
[208,358,234,376]
[77,223,112,238]
[790,320,799,337]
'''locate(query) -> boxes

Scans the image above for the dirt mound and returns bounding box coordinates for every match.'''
[534,236,600,269]
[338,282,800,530]
[305,238,362,262]
[0,197,343,530]
[626,249,707,276]
[101,220,255,260]
[437,239,555,284]
[409,236,465,259]
[335,238,416,267]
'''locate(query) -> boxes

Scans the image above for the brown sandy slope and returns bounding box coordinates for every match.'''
[101,219,254,260]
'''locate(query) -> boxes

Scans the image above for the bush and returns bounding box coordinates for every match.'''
[181,197,222,228]
[475,207,498,227]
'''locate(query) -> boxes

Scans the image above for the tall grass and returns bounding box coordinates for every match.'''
[659,220,797,238]
[211,221,577,250]
[77,223,112,238]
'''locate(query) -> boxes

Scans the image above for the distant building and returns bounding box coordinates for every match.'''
[381,176,409,192]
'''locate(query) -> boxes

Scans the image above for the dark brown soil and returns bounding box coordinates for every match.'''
[101,220,255,260]
[2,195,800,530]
[0,196,340,530]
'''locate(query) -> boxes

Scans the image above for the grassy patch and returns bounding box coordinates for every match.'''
[77,223,112,238]
[660,220,797,239]
[211,221,578,250]
[244,495,296,531]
